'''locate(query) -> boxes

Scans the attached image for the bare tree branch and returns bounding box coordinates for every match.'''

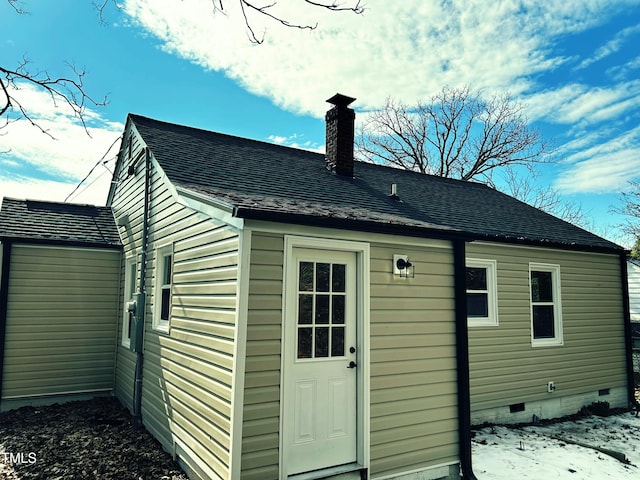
[502,166,588,227]
[94,0,122,25]
[213,0,364,43]
[7,0,27,14]
[0,59,108,138]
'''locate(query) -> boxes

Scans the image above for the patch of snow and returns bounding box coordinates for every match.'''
[473,411,640,479]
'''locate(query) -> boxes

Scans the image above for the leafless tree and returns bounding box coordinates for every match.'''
[355,87,590,224]
[612,181,640,247]
[356,86,548,186]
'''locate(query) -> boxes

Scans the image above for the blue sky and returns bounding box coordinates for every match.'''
[1,1,640,246]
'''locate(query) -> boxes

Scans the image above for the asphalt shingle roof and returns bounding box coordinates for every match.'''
[0,198,121,247]
[129,114,622,252]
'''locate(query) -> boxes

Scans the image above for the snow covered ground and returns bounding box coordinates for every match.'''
[472,410,640,479]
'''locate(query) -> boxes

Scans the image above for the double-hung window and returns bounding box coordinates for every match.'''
[530,263,563,346]
[466,259,498,327]
[122,256,137,346]
[154,245,173,332]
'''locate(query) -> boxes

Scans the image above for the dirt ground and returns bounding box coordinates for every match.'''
[0,397,188,480]
[1,390,639,479]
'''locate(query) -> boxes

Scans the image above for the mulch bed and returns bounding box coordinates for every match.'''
[0,397,188,480]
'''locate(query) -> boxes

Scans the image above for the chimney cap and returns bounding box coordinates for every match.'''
[327,93,356,108]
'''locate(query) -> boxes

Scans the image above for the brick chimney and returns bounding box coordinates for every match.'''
[325,93,356,177]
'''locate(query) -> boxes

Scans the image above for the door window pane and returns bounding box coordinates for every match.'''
[331,327,345,356]
[332,264,346,292]
[296,260,350,359]
[316,295,330,324]
[299,262,314,291]
[332,295,345,324]
[315,327,329,357]
[316,263,330,292]
[298,295,313,324]
[298,328,313,358]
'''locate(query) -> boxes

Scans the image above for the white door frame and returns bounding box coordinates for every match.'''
[280,235,370,480]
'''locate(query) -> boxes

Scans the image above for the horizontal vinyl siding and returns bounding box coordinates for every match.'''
[241,231,283,480]
[145,212,239,480]
[467,243,627,415]
[111,134,240,480]
[369,242,458,479]
[241,230,459,480]
[2,245,120,399]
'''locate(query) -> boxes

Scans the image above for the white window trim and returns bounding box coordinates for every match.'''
[153,244,173,333]
[529,262,563,347]
[466,258,498,327]
[121,256,137,347]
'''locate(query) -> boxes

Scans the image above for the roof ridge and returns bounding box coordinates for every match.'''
[129,113,326,158]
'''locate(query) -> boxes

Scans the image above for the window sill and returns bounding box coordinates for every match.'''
[468,320,499,327]
[531,339,564,348]
[153,323,170,334]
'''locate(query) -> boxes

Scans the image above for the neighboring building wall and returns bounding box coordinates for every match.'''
[112,132,240,480]
[1,244,120,410]
[628,259,640,323]
[467,242,627,424]
[241,227,459,480]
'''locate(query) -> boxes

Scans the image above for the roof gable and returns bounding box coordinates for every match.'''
[0,198,121,248]
[126,114,621,252]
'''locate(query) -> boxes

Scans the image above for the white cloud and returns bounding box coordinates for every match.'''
[577,23,640,70]
[554,125,640,193]
[122,0,638,115]
[0,170,113,206]
[526,80,640,126]
[0,82,123,205]
[267,133,323,152]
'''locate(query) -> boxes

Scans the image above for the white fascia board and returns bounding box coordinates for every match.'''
[173,185,244,231]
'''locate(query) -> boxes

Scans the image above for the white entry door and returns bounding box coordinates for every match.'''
[284,248,358,477]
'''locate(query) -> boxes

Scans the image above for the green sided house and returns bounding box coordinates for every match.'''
[0,93,635,480]
[104,94,633,480]
[0,199,121,411]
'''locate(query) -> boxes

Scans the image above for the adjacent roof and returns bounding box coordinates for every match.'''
[0,198,121,248]
[126,114,622,252]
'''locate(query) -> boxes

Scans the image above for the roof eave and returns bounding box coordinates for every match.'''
[234,207,624,254]
[467,232,624,254]
[0,235,122,250]
[234,207,472,242]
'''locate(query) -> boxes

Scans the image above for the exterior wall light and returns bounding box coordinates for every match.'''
[393,254,415,278]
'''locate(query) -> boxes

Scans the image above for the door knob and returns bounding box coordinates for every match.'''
[347,361,357,369]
